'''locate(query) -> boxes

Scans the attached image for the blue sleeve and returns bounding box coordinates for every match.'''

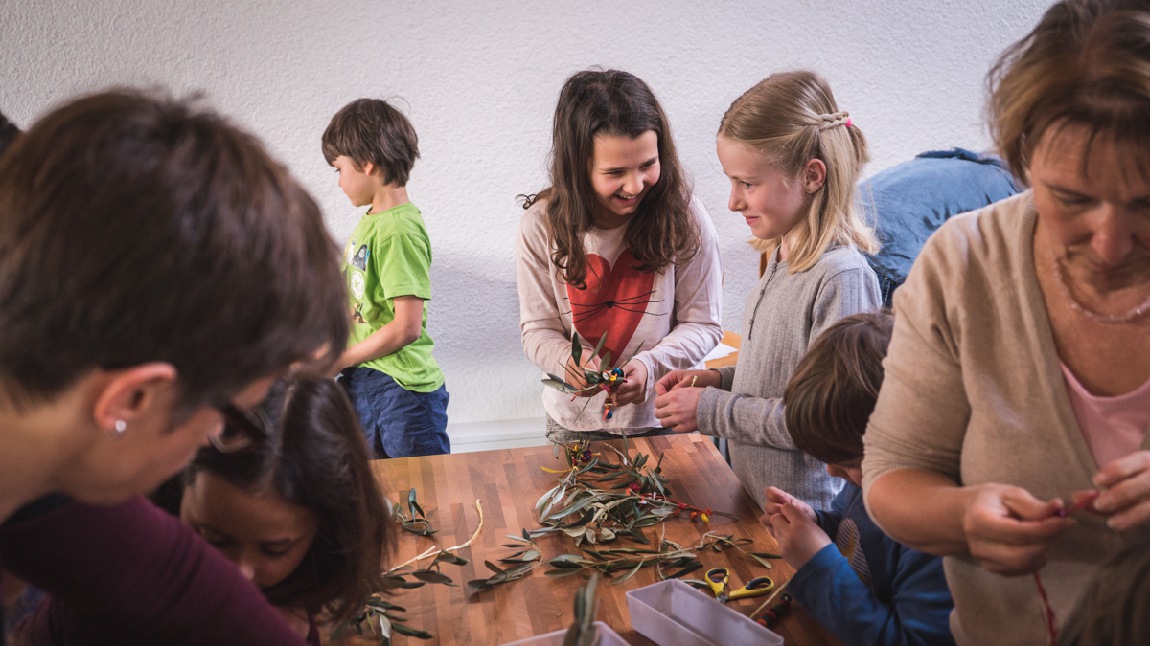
[788,543,955,646]
[814,489,849,540]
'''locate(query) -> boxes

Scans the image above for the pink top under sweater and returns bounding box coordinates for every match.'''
[1061,363,1150,469]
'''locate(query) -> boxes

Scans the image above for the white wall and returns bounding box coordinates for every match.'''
[1,0,1050,444]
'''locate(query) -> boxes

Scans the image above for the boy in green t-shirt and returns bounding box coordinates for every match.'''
[322,99,449,458]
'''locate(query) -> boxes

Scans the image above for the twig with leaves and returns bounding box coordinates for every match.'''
[533,436,736,548]
[467,530,544,593]
[389,494,485,572]
[540,330,644,421]
[544,531,751,586]
[332,489,484,644]
[565,574,602,646]
[393,487,436,536]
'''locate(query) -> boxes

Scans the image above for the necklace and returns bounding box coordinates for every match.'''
[1051,256,1150,324]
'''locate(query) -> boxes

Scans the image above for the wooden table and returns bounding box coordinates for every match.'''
[371,434,839,645]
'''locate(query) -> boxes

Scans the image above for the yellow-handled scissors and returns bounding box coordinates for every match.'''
[705,568,773,604]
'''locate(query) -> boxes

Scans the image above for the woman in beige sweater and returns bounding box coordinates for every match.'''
[862,1,1150,644]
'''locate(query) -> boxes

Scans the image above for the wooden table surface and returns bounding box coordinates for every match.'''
[371,434,839,645]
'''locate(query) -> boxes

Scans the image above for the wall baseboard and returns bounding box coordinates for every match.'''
[449,417,549,453]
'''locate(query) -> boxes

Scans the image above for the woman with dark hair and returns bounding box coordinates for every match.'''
[0,89,348,644]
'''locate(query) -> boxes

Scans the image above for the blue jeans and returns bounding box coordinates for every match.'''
[339,367,450,458]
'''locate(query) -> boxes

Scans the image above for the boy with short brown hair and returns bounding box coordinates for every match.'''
[322,99,448,458]
[763,310,954,645]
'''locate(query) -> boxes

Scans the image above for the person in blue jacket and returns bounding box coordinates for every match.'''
[762,310,954,645]
[861,148,1019,307]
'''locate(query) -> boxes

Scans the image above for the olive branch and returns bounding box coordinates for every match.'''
[333,489,483,644]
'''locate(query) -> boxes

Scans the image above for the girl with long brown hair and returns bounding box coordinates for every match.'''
[516,68,723,441]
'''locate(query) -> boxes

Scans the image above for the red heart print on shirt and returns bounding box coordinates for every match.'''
[566,249,655,365]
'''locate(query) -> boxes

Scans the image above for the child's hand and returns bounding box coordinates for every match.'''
[611,359,648,406]
[563,352,601,396]
[1092,450,1150,531]
[654,369,719,396]
[653,384,703,433]
[762,502,831,569]
[761,487,816,523]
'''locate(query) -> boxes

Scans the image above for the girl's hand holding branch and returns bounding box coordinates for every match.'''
[563,350,601,396]
[611,359,648,407]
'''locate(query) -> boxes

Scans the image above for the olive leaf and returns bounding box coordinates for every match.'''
[564,574,601,646]
[467,536,543,592]
[571,330,583,369]
[333,488,466,644]
[393,488,437,536]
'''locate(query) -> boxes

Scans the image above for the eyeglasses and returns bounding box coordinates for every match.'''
[211,403,269,454]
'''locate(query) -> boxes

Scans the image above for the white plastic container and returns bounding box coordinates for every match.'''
[499,620,630,646]
[626,579,784,646]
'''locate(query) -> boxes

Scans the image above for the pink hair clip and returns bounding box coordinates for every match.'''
[845,118,853,128]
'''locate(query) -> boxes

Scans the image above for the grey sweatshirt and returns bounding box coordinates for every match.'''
[697,245,880,510]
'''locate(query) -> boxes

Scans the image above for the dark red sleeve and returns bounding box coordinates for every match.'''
[0,496,306,645]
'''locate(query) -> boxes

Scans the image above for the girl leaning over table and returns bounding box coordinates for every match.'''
[516,68,723,443]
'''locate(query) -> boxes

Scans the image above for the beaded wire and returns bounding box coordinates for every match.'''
[1052,256,1150,324]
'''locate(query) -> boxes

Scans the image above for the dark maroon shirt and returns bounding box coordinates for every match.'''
[0,496,306,645]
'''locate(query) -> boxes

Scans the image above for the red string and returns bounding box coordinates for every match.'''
[1033,570,1058,646]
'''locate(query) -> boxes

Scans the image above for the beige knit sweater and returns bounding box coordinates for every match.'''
[863,192,1145,645]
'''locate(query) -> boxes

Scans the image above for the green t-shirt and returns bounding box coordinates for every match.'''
[342,202,444,392]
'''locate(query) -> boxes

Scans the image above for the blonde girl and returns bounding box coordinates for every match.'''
[516,68,723,442]
[654,70,881,510]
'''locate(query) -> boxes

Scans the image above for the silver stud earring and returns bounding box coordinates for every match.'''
[113,419,128,436]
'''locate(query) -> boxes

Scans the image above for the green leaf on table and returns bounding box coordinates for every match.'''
[666,561,703,579]
[433,550,468,567]
[365,598,405,612]
[546,567,585,578]
[500,548,541,564]
[748,553,775,569]
[549,554,590,568]
[391,623,433,639]
[380,576,425,590]
[411,569,454,585]
[751,551,784,560]
[611,561,645,585]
